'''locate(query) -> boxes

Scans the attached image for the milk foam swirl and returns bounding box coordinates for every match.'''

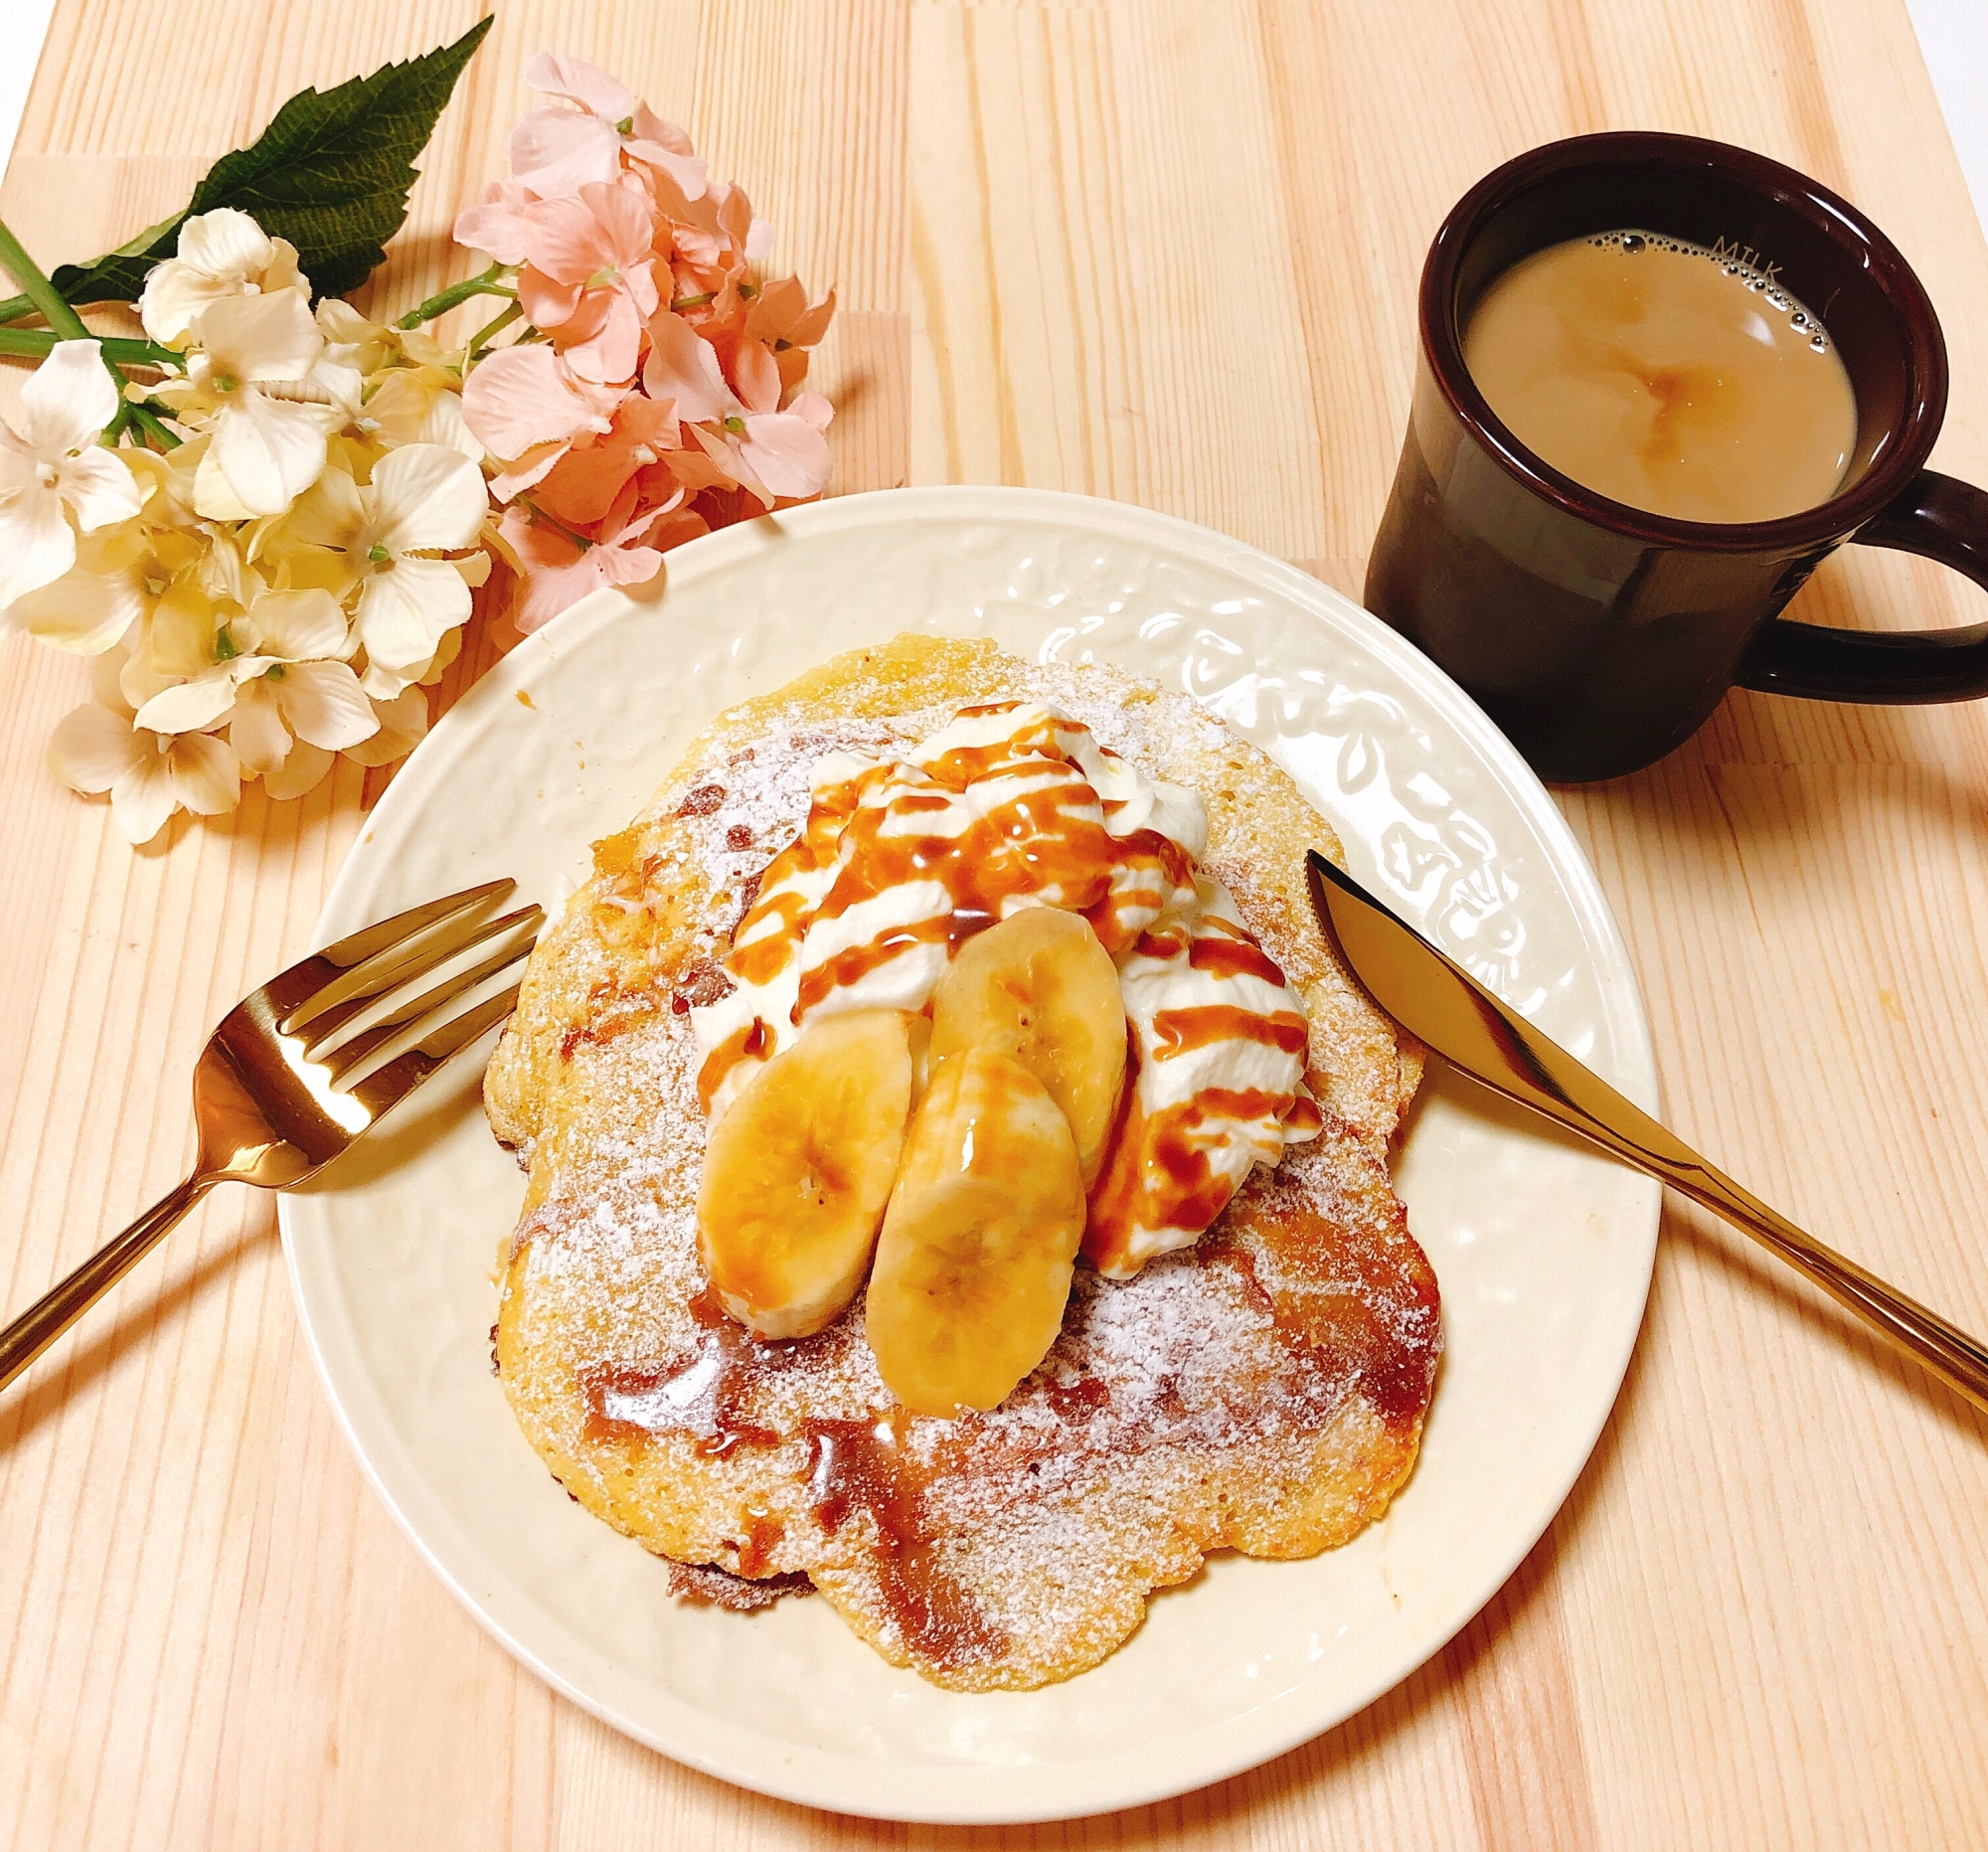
[689,701,1320,1272]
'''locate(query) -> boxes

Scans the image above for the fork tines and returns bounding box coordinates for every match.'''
[280,879,527,1038]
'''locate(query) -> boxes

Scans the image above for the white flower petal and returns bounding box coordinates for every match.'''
[177,208,273,284]
[58,445,144,533]
[247,587,349,662]
[194,291,322,384]
[0,484,79,607]
[260,239,308,299]
[22,341,121,455]
[358,659,414,700]
[228,679,291,775]
[134,671,246,735]
[368,443,489,554]
[413,388,484,464]
[342,687,427,766]
[140,260,230,344]
[5,561,145,653]
[192,437,261,521]
[49,701,146,793]
[110,749,180,844]
[355,557,470,674]
[279,463,365,552]
[275,658,378,751]
[263,739,333,800]
[168,732,241,816]
[310,355,366,414]
[211,392,328,516]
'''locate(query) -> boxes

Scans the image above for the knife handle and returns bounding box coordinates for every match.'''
[1655,1156,1988,1417]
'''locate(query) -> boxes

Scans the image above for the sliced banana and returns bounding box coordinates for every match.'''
[929,907,1126,1186]
[866,1048,1087,1416]
[697,1009,915,1339]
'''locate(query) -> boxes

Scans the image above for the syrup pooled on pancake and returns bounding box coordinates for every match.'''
[485,634,1440,1690]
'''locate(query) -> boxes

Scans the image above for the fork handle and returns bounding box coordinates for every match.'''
[0,1175,216,1394]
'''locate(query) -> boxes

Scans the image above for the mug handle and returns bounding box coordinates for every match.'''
[1736,470,1988,702]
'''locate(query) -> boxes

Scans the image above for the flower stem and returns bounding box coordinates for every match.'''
[0,217,90,342]
[396,262,517,330]
[517,496,593,552]
[127,402,182,449]
[0,326,180,366]
[465,300,523,359]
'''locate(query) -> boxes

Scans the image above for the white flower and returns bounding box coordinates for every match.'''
[152,292,331,518]
[0,341,144,608]
[49,654,241,844]
[131,589,378,786]
[283,443,487,696]
[140,208,310,346]
[364,368,485,464]
[2,525,151,653]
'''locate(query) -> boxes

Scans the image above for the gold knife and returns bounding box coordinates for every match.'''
[1304,849,1988,1417]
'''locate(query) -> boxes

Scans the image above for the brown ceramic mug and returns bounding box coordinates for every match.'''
[1365,131,1988,782]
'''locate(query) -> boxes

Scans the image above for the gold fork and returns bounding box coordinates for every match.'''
[0,878,543,1395]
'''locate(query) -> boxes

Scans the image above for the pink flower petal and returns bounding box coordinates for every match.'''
[738,412,831,500]
[787,391,834,432]
[560,290,643,387]
[632,106,695,158]
[509,107,621,197]
[743,276,805,343]
[581,179,659,266]
[461,345,621,460]
[641,312,740,422]
[628,141,709,202]
[732,339,781,416]
[523,52,638,123]
[489,440,572,502]
[452,192,539,264]
[518,265,582,329]
[519,195,612,285]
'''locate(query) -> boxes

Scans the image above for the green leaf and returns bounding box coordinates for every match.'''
[23,16,492,314]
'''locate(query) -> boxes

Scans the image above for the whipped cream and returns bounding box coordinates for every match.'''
[689,701,1318,1271]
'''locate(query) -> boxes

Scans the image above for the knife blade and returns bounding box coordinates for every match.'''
[1303,848,1988,1416]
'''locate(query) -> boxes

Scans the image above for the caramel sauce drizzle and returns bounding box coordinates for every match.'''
[1150,1005,1308,1061]
[578,1312,1009,1664]
[705,705,1199,1104]
[1185,932,1287,987]
[803,1415,1007,1665]
[695,1019,769,1110]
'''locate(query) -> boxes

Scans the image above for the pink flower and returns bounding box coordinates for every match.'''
[653,175,770,316]
[533,395,682,528]
[460,345,623,499]
[451,177,539,264]
[745,276,837,392]
[728,339,833,500]
[513,180,661,384]
[500,492,703,633]
[511,53,708,202]
[641,309,743,421]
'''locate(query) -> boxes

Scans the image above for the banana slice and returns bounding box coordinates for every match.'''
[697,1009,915,1338]
[929,907,1126,1186]
[866,1048,1086,1416]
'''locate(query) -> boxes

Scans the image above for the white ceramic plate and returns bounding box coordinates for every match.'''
[284,486,1660,1824]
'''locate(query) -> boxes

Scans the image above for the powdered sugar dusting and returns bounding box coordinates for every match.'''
[491,646,1441,1690]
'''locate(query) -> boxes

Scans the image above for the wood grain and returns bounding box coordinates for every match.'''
[3,1,1986,1846]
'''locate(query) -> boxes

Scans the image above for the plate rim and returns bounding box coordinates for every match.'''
[283,484,1660,1823]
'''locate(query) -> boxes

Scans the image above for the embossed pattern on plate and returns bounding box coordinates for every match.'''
[282,487,1660,1825]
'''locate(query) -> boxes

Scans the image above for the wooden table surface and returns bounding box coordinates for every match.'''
[4,2,1986,1846]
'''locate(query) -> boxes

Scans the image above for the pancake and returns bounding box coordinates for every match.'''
[485,633,1440,1690]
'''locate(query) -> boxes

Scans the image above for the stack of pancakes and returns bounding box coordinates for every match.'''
[485,634,1441,1691]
